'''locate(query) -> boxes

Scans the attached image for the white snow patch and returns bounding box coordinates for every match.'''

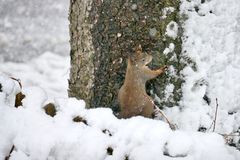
[164,131,192,157]
[163,43,175,55]
[166,21,178,39]
[161,7,175,19]
[164,84,174,100]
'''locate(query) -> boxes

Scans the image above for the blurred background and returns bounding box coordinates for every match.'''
[0,0,69,62]
[0,0,70,100]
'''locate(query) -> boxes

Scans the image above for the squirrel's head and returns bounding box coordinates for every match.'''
[130,45,152,67]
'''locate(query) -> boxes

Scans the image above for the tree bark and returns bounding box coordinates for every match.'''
[69,0,188,113]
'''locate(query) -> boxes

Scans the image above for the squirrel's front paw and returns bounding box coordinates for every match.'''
[162,65,168,72]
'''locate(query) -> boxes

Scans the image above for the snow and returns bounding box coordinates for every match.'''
[0,52,70,101]
[164,131,192,157]
[161,7,175,19]
[0,75,20,106]
[164,84,174,101]
[0,0,240,159]
[165,21,178,39]
[165,0,240,135]
[0,77,239,160]
[163,43,175,55]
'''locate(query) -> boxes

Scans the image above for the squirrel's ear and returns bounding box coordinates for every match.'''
[135,44,142,52]
[135,45,142,58]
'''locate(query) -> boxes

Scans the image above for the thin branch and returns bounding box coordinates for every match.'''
[153,105,172,127]
[219,133,240,137]
[212,98,219,132]
[5,145,14,160]
[10,77,22,89]
[148,97,177,130]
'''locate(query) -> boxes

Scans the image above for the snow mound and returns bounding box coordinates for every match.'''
[0,75,239,160]
[0,52,70,101]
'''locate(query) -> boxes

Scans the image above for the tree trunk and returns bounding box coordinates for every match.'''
[68,0,189,113]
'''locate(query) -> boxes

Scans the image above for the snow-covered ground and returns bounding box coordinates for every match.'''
[0,75,239,160]
[0,52,70,101]
[0,0,240,159]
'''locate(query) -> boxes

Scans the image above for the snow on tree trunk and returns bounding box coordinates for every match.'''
[68,0,189,112]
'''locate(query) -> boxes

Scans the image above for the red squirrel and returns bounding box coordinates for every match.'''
[118,45,167,118]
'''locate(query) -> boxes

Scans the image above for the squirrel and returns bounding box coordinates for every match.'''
[118,45,168,118]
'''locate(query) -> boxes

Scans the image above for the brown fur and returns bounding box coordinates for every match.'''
[118,45,167,118]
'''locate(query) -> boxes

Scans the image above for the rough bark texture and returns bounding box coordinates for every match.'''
[69,0,95,107]
[69,0,189,112]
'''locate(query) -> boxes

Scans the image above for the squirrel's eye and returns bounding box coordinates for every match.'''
[142,59,145,62]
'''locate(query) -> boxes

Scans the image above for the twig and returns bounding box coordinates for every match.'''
[212,98,219,132]
[153,104,172,126]
[207,99,240,147]
[208,98,219,132]
[218,132,240,147]
[151,101,177,130]
[10,77,22,89]
[146,96,176,130]
[219,133,240,137]
[5,145,15,160]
